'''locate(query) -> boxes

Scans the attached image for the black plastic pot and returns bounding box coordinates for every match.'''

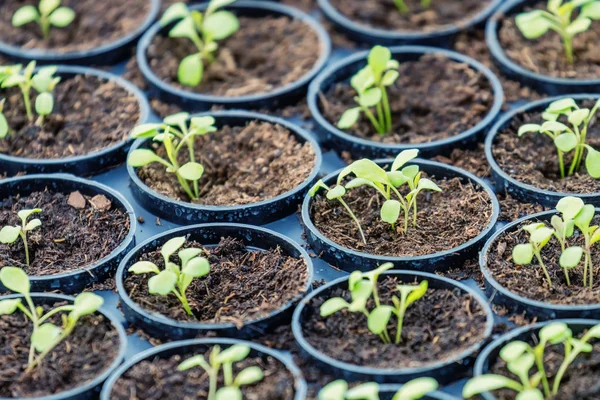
[308,46,504,159]
[379,385,459,400]
[486,0,600,95]
[473,319,600,400]
[128,110,322,225]
[0,174,136,294]
[486,94,600,207]
[318,0,502,47]
[116,223,314,340]
[136,0,332,112]
[0,293,127,400]
[100,338,307,400]
[292,270,494,384]
[302,158,499,272]
[480,209,600,320]
[0,0,160,65]
[0,66,150,177]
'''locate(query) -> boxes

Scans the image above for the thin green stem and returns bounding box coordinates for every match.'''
[20,86,32,122]
[363,106,384,134]
[534,248,553,287]
[172,289,193,316]
[395,310,404,344]
[381,88,392,133]
[558,149,565,178]
[533,347,551,397]
[562,34,574,64]
[393,0,409,13]
[19,231,29,266]
[553,342,575,394]
[338,198,367,243]
[38,305,74,324]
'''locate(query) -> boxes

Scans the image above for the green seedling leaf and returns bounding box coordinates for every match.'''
[367,305,394,334]
[386,171,408,187]
[0,226,21,243]
[350,66,374,93]
[417,178,441,192]
[178,54,203,87]
[326,185,346,200]
[463,375,524,398]
[530,226,555,246]
[541,120,569,134]
[556,196,585,220]
[560,246,584,268]
[163,112,190,127]
[203,11,239,40]
[131,124,160,139]
[0,267,30,294]
[591,229,600,245]
[513,243,534,265]
[215,387,242,400]
[182,257,210,278]
[499,340,529,363]
[523,222,546,233]
[40,0,60,15]
[0,113,9,139]
[320,297,349,317]
[518,124,542,136]
[207,0,237,13]
[516,11,551,38]
[179,248,203,267]
[308,180,328,197]
[381,200,401,225]
[129,261,161,275]
[575,204,595,231]
[217,344,251,363]
[401,165,419,180]
[348,271,364,291]
[170,16,199,40]
[338,108,361,129]
[160,2,190,26]
[35,92,53,116]
[516,389,544,400]
[346,177,380,190]
[318,380,348,400]
[71,292,104,319]
[148,270,178,295]
[234,366,264,386]
[178,162,204,181]
[349,159,389,184]
[358,88,382,108]
[582,2,600,18]
[0,298,22,315]
[548,98,578,113]
[586,146,600,178]
[392,149,419,171]
[17,208,42,222]
[49,7,75,27]
[540,322,571,344]
[128,149,164,167]
[346,382,379,400]
[392,377,439,400]
[368,45,391,79]
[567,17,592,35]
[12,6,39,27]
[406,280,428,306]
[569,108,591,126]
[24,218,41,231]
[161,236,186,262]
[381,70,399,86]
[31,323,62,352]
[554,132,578,152]
[177,354,207,371]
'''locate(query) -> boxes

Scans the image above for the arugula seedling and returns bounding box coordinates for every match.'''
[0,267,104,372]
[570,200,600,287]
[516,0,600,64]
[160,0,239,87]
[393,0,432,14]
[318,377,438,400]
[178,344,264,400]
[12,0,75,41]
[0,208,42,266]
[128,112,217,200]
[512,222,556,287]
[128,236,209,316]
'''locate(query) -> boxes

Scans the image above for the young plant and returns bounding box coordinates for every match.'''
[128,236,210,316]
[12,0,75,40]
[515,0,600,64]
[160,0,239,87]
[570,200,600,287]
[338,46,399,135]
[392,0,432,14]
[127,112,217,200]
[0,208,42,266]
[512,222,556,287]
[463,322,600,399]
[177,344,264,400]
[318,377,438,400]
[0,266,104,372]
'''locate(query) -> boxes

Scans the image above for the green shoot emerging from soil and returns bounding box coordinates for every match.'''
[128,112,217,200]
[160,0,240,87]
[0,267,104,372]
[0,208,42,266]
[518,98,600,179]
[516,0,600,64]
[337,46,399,135]
[318,377,438,400]
[320,263,428,345]
[463,322,600,399]
[178,344,264,400]
[12,0,75,40]
[128,236,210,316]
[393,0,432,14]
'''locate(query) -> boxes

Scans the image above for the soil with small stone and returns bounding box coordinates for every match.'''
[0,190,130,275]
[320,54,494,144]
[137,121,316,205]
[0,0,150,53]
[0,302,120,398]
[0,74,140,159]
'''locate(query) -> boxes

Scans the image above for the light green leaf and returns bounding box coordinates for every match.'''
[575,204,595,231]
[358,87,382,108]
[131,124,160,139]
[326,185,346,200]
[500,341,529,363]
[0,226,21,244]
[541,120,569,134]
[203,11,239,40]
[169,16,199,40]
[530,226,555,246]
[591,228,600,245]
[49,7,75,27]
[518,124,542,136]
[182,257,210,278]
[0,298,22,315]
[548,0,564,13]
[177,354,207,371]
[585,146,600,178]
[129,261,160,275]
[35,92,54,116]
[523,222,546,233]
[516,389,544,400]
[386,172,408,187]
[178,162,204,181]
[346,382,379,400]
[381,200,401,225]
[367,305,394,334]
[207,0,237,14]
[12,6,40,27]
[568,108,590,126]
[31,323,62,352]
[401,165,419,180]
[513,243,534,265]
[2,74,27,88]
[39,0,60,15]
[560,246,584,269]
[318,380,348,400]
[566,17,592,35]
[161,237,186,263]
[160,2,190,26]
[540,322,571,344]
[308,180,328,197]
[350,66,375,93]
[417,178,441,192]
[547,98,578,113]
[582,2,600,19]
[406,280,428,306]
[148,270,178,295]
[0,113,8,139]
[217,344,251,363]
[234,366,264,386]
[554,132,578,152]
[71,292,104,319]
[516,11,551,38]
[392,377,439,400]
[337,108,361,129]
[163,112,190,127]
[381,70,399,86]
[349,159,389,184]
[24,218,42,231]
[463,375,524,398]
[178,54,203,87]
[556,196,585,220]
[215,387,242,400]
[178,248,203,267]
[320,297,349,317]
[128,149,164,167]
[368,46,391,80]
[392,149,419,171]
[0,267,29,294]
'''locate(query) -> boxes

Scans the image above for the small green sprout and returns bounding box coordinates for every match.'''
[513,222,556,287]
[0,208,42,266]
[160,0,239,87]
[177,344,264,400]
[392,0,432,14]
[337,46,399,135]
[0,267,104,372]
[12,0,75,41]
[516,0,600,64]
[127,112,217,200]
[463,322,600,399]
[128,236,209,316]
[318,377,438,400]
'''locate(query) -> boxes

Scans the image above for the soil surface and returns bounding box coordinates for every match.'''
[0,74,140,159]
[137,121,316,205]
[301,276,488,369]
[0,0,151,53]
[498,2,600,79]
[124,237,309,325]
[0,189,130,275]
[147,16,321,96]
[433,143,491,179]
[0,302,120,398]
[320,54,494,144]
[497,192,547,222]
[491,100,600,194]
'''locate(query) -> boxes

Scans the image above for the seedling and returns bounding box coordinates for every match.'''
[518,98,600,179]
[463,322,600,399]
[178,344,264,400]
[337,46,399,135]
[128,236,210,316]
[127,112,217,200]
[12,0,75,40]
[0,267,104,372]
[392,0,432,14]
[515,0,600,64]
[318,377,438,400]
[0,208,42,266]
[160,0,239,86]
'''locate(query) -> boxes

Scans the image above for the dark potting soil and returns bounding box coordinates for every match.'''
[137,121,316,205]
[498,2,600,79]
[485,216,600,305]
[0,302,120,398]
[491,100,600,194]
[432,143,491,179]
[301,276,488,369]
[496,192,547,222]
[147,16,321,96]
[0,190,130,276]
[124,237,309,325]
[0,74,140,159]
[319,54,494,144]
[0,0,150,53]
[310,174,493,257]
